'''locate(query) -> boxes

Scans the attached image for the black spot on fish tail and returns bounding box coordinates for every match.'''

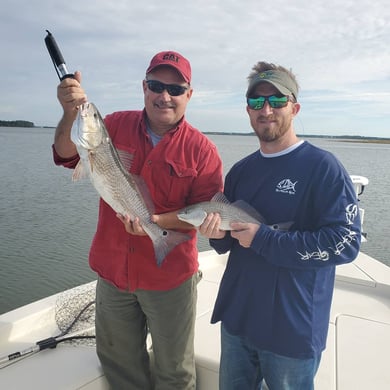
[153,230,191,267]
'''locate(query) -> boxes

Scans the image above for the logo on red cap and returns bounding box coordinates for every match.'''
[162,53,179,63]
[146,51,191,84]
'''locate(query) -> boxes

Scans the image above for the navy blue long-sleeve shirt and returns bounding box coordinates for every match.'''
[210,141,361,358]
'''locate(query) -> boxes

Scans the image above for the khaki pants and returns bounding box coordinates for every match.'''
[95,273,201,390]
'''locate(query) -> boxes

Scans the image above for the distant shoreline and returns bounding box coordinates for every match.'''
[204,132,390,144]
[0,120,35,128]
[1,124,389,144]
[333,138,390,144]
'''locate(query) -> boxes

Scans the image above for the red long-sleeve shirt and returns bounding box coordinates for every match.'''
[53,110,223,291]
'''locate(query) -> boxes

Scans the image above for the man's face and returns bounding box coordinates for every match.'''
[247,82,299,143]
[143,67,192,135]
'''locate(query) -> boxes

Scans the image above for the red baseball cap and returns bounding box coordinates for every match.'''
[146,51,192,84]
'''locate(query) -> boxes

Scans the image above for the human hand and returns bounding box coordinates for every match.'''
[116,214,148,236]
[198,213,226,239]
[230,222,260,248]
[151,212,194,230]
[57,70,88,114]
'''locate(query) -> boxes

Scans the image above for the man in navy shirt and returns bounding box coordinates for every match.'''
[200,62,361,390]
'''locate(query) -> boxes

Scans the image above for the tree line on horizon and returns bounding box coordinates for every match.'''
[204,131,390,141]
[0,120,34,127]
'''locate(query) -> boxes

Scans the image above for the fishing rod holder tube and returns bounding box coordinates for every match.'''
[44,30,74,81]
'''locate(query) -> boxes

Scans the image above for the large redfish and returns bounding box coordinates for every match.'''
[71,102,189,266]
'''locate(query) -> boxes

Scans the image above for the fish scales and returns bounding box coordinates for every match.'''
[178,193,293,232]
[71,102,189,266]
[177,193,265,230]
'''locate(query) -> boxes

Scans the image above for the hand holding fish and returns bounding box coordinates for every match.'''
[117,211,196,236]
[116,214,148,236]
[70,102,191,266]
[54,71,89,158]
[57,71,88,114]
[198,213,226,239]
[230,222,260,248]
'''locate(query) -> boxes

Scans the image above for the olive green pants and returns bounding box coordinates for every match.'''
[95,273,201,390]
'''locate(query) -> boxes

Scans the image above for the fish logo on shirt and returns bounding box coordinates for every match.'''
[275,179,298,195]
[346,203,358,225]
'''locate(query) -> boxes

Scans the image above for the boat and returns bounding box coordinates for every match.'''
[1,176,389,389]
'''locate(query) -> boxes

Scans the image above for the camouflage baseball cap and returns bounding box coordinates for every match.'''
[246,70,298,99]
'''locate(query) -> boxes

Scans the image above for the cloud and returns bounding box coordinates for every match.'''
[0,0,389,137]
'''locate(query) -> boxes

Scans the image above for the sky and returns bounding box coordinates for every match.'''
[1,0,390,138]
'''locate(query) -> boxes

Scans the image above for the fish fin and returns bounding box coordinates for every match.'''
[88,152,95,173]
[117,149,134,171]
[153,230,191,267]
[211,193,266,224]
[72,160,88,182]
[131,174,155,215]
[211,192,230,204]
[232,200,267,224]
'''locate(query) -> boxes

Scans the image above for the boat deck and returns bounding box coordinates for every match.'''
[1,250,389,389]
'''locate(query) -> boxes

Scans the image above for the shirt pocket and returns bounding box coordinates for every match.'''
[155,159,197,209]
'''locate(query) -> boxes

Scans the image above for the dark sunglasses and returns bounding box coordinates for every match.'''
[145,80,188,96]
[247,95,291,110]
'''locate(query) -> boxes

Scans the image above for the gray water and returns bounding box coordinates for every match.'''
[0,127,389,314]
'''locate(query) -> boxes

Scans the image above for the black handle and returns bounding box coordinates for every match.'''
[44,30,74,81]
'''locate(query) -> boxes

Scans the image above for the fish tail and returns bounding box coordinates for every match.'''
[153,230,191,267]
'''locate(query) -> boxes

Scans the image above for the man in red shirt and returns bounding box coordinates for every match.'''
[53,51,223,389]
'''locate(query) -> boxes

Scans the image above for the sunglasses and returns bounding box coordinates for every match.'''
[247,95,291,110]
[145,80,188,96]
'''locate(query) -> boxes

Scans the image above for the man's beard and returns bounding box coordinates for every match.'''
[253,116,290,143]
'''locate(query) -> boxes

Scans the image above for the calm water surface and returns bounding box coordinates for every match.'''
[0,127,389,314]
